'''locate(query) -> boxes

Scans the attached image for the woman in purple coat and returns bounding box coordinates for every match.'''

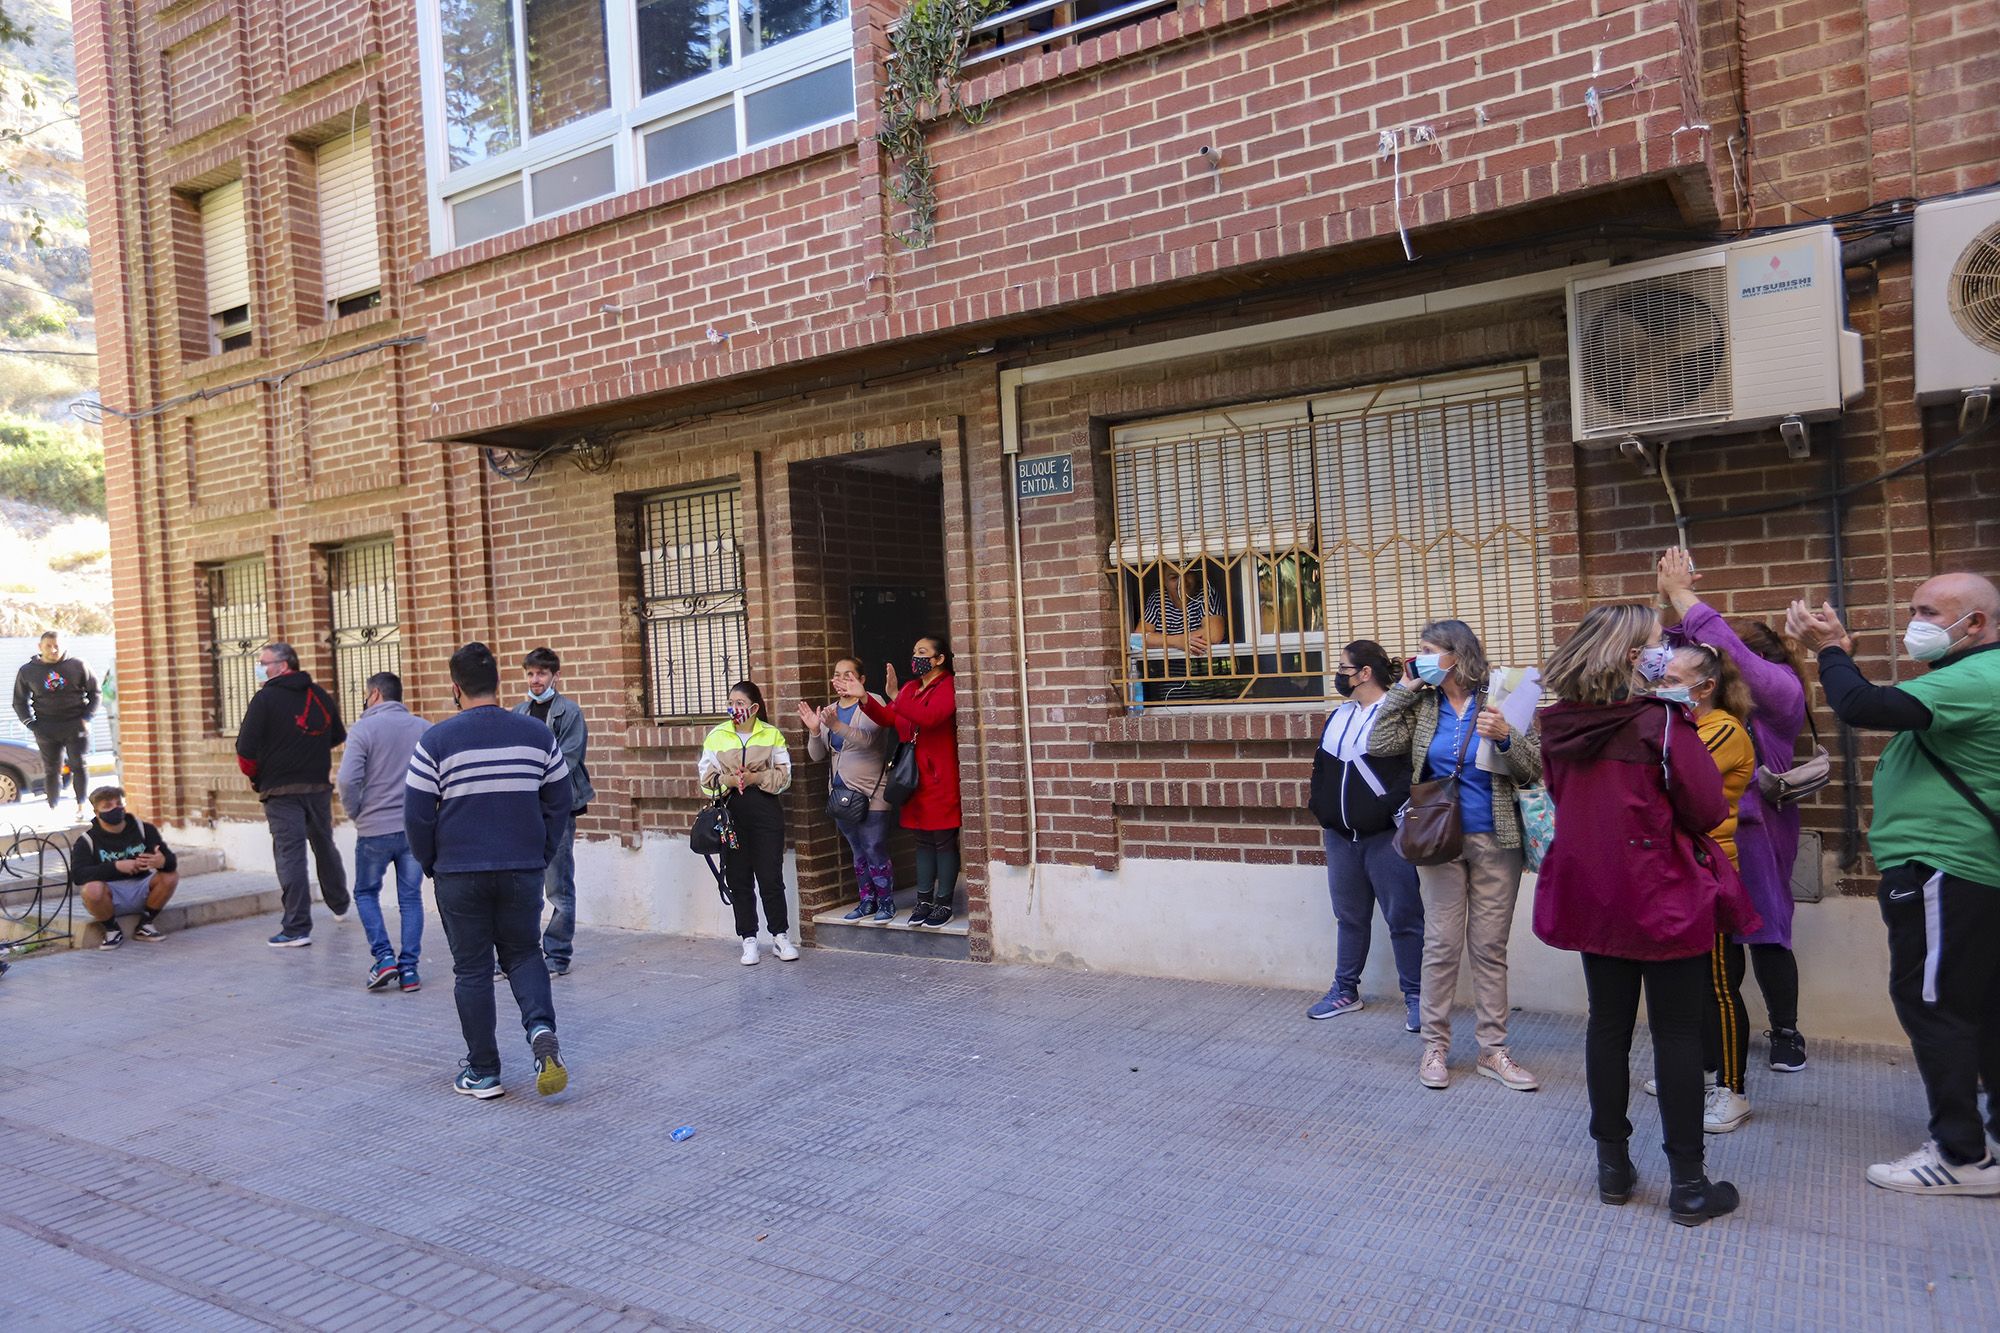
[1535,602,1761,1227]
[1658,549,1811,1071]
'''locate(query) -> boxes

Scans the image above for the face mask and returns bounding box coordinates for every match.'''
[528,686,556,703]
[1413,654,1449,687]
[1635,644,1673,682]
[1903,612,1971,663]
[99,806,126,824]
[910,656,936,680]
[729,705,750,724]
[254,663,270,684]
[1653,685,1692,706]
[1333,672,1357,698]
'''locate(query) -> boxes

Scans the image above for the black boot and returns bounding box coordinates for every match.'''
[1668,1159,1740,1227]
[1597,1142,1637,1205]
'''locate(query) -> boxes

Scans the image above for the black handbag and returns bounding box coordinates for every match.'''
[883,727,921,808]
[690,795,736,903]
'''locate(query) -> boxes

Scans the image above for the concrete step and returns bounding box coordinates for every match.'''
[812,900,970,961]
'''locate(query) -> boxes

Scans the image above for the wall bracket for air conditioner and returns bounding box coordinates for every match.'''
[1778,416,1810,459]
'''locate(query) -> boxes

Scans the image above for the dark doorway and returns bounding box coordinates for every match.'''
[787,443,950,929]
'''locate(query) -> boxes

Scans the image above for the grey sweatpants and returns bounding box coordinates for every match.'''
[264,790,350,937]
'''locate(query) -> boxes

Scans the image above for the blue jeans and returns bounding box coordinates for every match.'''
[542,810,577,966]
[433,869,555,1078]
[353,831,424,970]
[1323,827,1424,999]
[837,808,895,904]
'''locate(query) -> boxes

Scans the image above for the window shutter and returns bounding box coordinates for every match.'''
[316,128,382,305]
[200,180,250,316]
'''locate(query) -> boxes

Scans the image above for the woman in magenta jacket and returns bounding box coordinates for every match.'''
[861,633,962,928]
[1658,548,1812,1071]
[1533,602,1761,1228]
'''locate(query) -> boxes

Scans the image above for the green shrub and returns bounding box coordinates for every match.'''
[0,415,104,514]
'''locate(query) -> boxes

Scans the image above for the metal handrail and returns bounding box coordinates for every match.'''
[0,826,74,955]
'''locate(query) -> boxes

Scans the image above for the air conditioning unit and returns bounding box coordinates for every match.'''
[1914,188,2000,403]
[1567,227,1864,444]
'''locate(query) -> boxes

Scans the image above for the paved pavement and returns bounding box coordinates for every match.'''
[0,911,1994,1331]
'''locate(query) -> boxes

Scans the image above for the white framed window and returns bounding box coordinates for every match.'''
[316,127,384,316]
[416,0,854,252]
[1107,365,1552,706]
[199,180,252,354]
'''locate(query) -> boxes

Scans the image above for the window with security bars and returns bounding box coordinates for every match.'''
[637,485,748,720]
[1107,364,1551,706]
[328,538,402,724]
[206,558,269,735]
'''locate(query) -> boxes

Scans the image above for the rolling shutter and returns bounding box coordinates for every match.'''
[316,128,382,305]
[200,179,250,316]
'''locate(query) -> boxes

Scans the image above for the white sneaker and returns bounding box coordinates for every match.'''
[739,938,759,966]
[1644,1069,1718,1098]
[1865,1140,2000,1196]
[1703,1085,1752,1133]
[771,932,799,961]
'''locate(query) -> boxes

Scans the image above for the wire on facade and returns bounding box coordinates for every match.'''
[77,333,427,424]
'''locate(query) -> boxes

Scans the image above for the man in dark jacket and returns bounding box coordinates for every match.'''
[511,646,594,975]
[71,786,179,950]
[11,631,99,813]
[235,641,350,947]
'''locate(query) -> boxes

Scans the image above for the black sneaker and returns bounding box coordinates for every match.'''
[133,921,165,942]
[922,903,954,928]
[99,926,124,950]
[1768,1028,1807,1072]
[905,903,933,927]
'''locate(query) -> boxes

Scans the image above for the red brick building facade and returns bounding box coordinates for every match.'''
[77,0,1998,1028]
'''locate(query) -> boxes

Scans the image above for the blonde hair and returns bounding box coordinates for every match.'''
[1544,603,1660,705]
[1672,643,1753,725]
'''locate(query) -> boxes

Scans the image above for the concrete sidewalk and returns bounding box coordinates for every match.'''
[0,913,1992,1331]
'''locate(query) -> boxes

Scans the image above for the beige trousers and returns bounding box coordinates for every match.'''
[1416,832,1526,1055]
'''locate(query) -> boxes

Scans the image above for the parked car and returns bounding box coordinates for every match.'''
[0,739,47,806]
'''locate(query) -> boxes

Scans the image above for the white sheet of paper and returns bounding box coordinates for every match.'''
[1476,666,1542,774]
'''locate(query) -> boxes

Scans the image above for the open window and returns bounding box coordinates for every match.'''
[199,180,252,353]
[1106,365,1550,706]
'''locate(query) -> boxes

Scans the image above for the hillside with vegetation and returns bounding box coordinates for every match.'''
[1,0,109,634]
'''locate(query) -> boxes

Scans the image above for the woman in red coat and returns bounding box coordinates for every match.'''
[1533,602,1760,1228]
[861,633,961,928]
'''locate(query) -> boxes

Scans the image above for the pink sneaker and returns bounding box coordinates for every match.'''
[1477,1048,1540,1091]
[1419,1044,1450,1089]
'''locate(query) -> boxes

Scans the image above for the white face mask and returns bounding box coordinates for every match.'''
[253,662,270,684]
[1903,612,1972,663]
[1654,685,1693,707]
[1634,643,1674,682]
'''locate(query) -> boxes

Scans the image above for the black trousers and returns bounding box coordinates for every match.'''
[912,826,961,905]
[1748,943,1799,1032]
[1701,935,1750,1093]
[264,790,351,935]
[1879,862,2000,1165]
[1581,952,1710,1171]
[723,790,789,939]
[34,728,88,805]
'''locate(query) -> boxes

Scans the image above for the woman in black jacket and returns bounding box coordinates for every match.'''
[1308,640,1422,1031]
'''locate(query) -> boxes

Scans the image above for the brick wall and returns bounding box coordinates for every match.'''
[72,0,2000,963]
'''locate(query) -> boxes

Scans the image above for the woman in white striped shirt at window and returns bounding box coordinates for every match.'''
[1135,565,1223,702]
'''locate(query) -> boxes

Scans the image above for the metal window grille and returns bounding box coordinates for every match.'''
[637,485,748,720]
[207,558,268,735]
[960,0,1180,72]
[1108,365,1550,707]
[328,538,401,724]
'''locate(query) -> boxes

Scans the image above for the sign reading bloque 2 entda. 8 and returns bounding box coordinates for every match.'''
[1015,454,1074,499]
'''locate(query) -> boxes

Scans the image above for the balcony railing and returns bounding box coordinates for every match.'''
[959,0,1179,71]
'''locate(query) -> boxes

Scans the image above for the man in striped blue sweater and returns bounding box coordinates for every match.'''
[405,642,573,1100]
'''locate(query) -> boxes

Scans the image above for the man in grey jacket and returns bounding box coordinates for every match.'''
[338,671,432,992]
[513,647,594,976]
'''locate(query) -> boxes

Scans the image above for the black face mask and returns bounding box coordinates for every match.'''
[99,807,127,825]
[1333,673,1357,698]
